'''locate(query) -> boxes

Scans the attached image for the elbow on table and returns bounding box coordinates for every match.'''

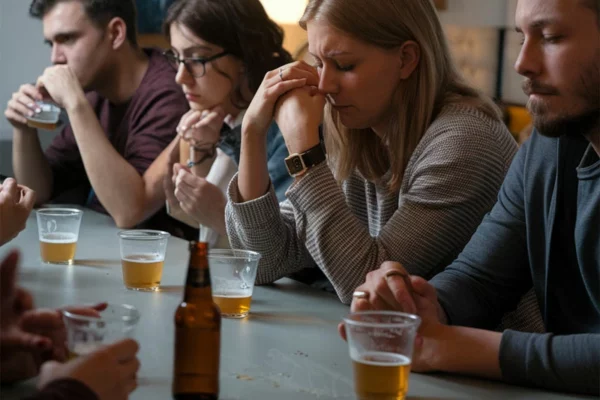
[113,210,145,229]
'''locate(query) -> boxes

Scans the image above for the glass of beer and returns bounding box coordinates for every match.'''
[36,208,83,264]
[118,229,169,291]
[343,311,421,400]
[26,101,61,130]
[63,303,140,359]
[208,249,261,318]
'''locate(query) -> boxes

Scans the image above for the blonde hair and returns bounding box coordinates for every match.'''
[299,0,501,190]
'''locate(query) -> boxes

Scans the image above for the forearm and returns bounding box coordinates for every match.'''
[430,325,502,380]
[499,331,600,394]
[226,179,314,283]
[12,128,53,204]
[238,128,270,202]
[285,163,398,303]
[66,101,149,228]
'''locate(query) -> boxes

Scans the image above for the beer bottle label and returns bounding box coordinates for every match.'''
[186,268,211,288]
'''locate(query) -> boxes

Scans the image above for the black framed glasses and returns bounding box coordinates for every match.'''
[162,50,230,78]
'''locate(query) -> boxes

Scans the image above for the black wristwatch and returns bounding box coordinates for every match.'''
[284,142,326,177]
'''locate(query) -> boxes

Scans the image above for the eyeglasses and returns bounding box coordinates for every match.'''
[162,50,230,78]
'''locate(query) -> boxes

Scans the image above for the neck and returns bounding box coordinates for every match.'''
[95,46,149,104]
[223,100,242,122]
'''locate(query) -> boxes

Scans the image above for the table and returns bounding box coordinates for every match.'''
[0,209,594,400]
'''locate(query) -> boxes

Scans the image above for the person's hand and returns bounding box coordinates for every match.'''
[38,338,140,400]
[1,253,108,382]
[177,107,227,148]
[1,305,108,383]
[173,164,227,233]
[242,61,319,140]
[0,179,36,246]
[338,262,450,373]
[36,65,85,111]
[4,83,44,131]
[273,85,325,154]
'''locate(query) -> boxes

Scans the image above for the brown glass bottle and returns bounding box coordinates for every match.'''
[173,241,221,399]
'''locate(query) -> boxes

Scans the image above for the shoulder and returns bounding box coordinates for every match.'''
[514,129,560,173]
[136,49,186,101]
[428,103,512,143]
[415,104,517,163]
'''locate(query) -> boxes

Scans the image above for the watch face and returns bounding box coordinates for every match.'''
[285,155,305,174]
[291,157,304,171]
[285,155,306,176]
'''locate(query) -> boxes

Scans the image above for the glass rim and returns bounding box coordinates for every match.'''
[63,303,140,323]
[207,249,261,261]
[117,229,170,240]
[343,310,421,329]
[36,208,83,216]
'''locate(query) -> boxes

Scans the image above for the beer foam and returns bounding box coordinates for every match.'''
[213,290,251,299]
[122,253,163,263]
[71,342,100,356]
[353,351,411,367]
[40,232,77,243]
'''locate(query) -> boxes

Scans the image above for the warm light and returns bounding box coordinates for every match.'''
[260,0,307,25]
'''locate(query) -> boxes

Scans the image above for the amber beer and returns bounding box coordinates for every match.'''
[27,119,59,130]
[352,352,411,400]
[40,232,77,264]
[212,293,251,318]
[173,241,221,399]
[121,254,164,291]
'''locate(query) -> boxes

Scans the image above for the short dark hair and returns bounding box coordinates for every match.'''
[29,0,138,47]
[581,0,600,26]
[164,0,293,108]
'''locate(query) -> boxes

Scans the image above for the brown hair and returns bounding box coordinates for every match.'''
[165,0,293,108]
[300,0,501,190]
[30,0,138,47]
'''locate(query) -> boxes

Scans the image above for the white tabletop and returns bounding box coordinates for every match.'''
[0,209,593,400]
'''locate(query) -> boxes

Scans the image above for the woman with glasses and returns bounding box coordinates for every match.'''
[225,0,519,304]
[159,0,294,242]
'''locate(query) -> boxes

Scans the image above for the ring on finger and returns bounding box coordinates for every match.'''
[279,67,284,82]
[352,290,368,300]
[384,269,408,280]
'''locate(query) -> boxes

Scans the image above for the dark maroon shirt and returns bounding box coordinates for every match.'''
[22,379,98,400]
[45,49,189,233]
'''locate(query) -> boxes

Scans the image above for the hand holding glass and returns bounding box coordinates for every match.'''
[63,304,140,359]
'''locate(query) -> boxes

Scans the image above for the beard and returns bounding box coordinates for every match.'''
[529,105,600,138]
[524,58,600,138]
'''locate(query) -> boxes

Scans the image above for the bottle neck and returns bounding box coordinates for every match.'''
[183,242,212,303]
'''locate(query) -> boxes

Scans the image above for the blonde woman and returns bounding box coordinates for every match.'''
[226,0,517,304]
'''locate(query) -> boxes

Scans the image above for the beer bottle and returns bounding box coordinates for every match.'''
[173,241,221,399]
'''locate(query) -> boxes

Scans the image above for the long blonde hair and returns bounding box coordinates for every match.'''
[299,0,501,190]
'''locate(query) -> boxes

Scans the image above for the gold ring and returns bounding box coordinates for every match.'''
[384,269,408,279]
[279,67,284,81]
[352,290,368,299]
